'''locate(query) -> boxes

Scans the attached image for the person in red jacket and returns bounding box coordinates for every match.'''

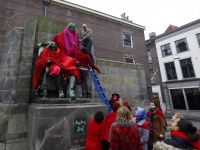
[74,47,101,98]
[109,106,143,150]
[85,111,104,150]
[101,103,121,150]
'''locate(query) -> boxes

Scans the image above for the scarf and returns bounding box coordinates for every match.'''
[147,107,167,126]
[171,130,200,149]
[63,28,81,56]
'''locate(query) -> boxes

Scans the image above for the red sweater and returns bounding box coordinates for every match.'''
[85,119,103,150]
[74,50,100,72]
[101,112,117,142]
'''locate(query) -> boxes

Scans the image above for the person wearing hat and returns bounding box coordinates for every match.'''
[109,93,120,107]
[133,107,150,150]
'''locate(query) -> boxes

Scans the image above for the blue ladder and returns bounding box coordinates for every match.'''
[88,65,112,112]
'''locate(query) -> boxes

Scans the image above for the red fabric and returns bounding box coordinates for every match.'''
[171,130,200,149]
[85,119,103,150]
[73,49,100,72]
[109,122,143,150]
[137,120,150,130]
[63,28,81,56]
[109,94,120,104]
[49,64,60,75]
[101,112,117,142]
[33,46,81,88]
[147,107,167,126]
[52,33,68,57]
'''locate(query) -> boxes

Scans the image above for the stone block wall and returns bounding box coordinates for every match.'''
[96,59,148,108]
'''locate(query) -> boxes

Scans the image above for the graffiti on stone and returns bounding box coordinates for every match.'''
[74,118,86,134]
[99,75,136,85]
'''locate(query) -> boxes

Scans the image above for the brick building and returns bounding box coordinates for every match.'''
[0,0,152,100]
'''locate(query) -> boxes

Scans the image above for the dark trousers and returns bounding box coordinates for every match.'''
[102,140,110,150]
[83,40,94,62]
[79,69,89,93]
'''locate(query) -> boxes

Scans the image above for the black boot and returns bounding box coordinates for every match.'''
[86,92,90,98]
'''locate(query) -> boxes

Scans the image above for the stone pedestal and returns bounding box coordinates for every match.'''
[28,103,107,150]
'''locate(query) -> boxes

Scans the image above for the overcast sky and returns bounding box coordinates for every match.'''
[65,0,200,40]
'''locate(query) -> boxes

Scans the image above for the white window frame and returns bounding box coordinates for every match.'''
[122,33,133,48]
[124,57,135,64]
[147,49,152,63]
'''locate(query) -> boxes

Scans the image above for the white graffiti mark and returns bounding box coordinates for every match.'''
[77,126,85,132]
[75,119,86,125]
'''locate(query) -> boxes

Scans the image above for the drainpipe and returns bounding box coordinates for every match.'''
[43,0,50,18]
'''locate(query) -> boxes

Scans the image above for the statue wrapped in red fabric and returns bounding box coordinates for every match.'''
[33,41,81,98]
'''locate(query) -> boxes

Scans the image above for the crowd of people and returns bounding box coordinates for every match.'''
[85,93,200,150]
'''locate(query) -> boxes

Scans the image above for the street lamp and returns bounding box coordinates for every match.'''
[43,0,50,18]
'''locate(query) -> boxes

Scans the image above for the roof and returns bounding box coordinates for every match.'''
[155,19,200,40]
[164,25,178,33]
[51,0,146,30]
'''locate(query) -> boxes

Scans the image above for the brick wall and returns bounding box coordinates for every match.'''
[0,0,152,101]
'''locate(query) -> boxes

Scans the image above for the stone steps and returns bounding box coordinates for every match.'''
[165,122,172,139]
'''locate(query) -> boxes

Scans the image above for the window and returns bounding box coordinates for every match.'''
[123,33,132,47]
[160,43,172,57]
[180,58,195,78]
[196,33,200,46]
[165,62,177,80]
[147,50,152,63]
[185,88,200,110]
[125,58,135,64]
[170,89,186,109]
[175,38,189,53]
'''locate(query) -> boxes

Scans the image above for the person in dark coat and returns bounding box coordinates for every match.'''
[85,111,104,150]
[163,118,200,150]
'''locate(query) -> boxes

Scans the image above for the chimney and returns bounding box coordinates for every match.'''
[125,16,129,21]
[121,13,125,19]
[149,32,156,39]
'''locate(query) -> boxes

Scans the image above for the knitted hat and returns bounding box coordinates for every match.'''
[112,102,121,112]
[110,93,120,103]
[136,107,147,123]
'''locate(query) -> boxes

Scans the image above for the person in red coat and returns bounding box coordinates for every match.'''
[101,103,121,150]
[74,47,101,98]
[85,111,104,150]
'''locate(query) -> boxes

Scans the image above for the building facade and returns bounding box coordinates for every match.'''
[146,33,166,113]
[155,19,200,116]
[0,0,152,100]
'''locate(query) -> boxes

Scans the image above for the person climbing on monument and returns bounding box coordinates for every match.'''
[79,23,94,62]
[52,23,82,57]
[33,41,81,98]
[73,46,101,98]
